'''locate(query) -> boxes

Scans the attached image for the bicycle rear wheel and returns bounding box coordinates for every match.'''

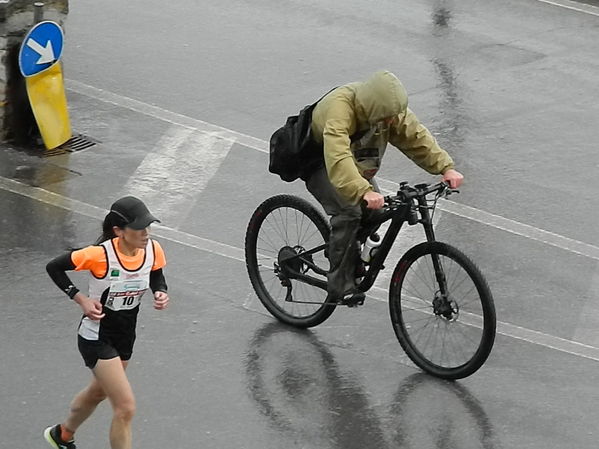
[389,242,496,379]
[245,195,336,328]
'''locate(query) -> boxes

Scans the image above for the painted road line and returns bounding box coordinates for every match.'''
[66,79,599,263]
[536,0,599,17]
[65,79,265,153]
[0,176,245,263]
[2,174,599,363]
[376,178,599,262]
[123,125,234,229]
[369,286,599,362]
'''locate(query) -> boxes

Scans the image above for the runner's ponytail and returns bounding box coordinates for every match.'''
[95,211,127,244]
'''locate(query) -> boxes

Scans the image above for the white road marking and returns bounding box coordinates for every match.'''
[1,174,599,363]
[66,79,599,262]
[372,285,599,363]
[535,0,599,17]
[122,125,234,228]
[573,263,599,346]
[0,176,246,262]
[376,178,599,262]
[65,79,265,153]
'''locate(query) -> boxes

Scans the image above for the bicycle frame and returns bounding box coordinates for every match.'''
[356,204,414,292]
[279,182,452,296]
[251,182,495,378]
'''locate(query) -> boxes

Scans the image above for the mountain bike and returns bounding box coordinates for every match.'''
[245,181,496,379]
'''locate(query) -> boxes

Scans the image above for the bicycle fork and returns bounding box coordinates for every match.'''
[416,198,456,320]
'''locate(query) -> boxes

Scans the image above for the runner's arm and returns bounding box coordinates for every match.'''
[46,252,80,299]
[150,269,167,293]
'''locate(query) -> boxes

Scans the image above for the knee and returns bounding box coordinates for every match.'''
[87,385,107,404]
[71,385,106,412]
[331,208,361,228]
[113,398,136,422]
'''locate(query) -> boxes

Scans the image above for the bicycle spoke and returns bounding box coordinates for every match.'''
[424,255,438,293]
[264,214,286,246]
[257,232,281,255]
[254,204,328,319]
[402,282,433,306]
[258,221,286,253]
[256,245,278,257]
[447,271,471,298]
[396,250,491,372]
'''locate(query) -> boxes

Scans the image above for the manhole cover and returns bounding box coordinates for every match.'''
[43,133,99,157]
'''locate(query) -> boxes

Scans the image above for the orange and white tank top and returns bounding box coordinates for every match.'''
[78,239,155,340]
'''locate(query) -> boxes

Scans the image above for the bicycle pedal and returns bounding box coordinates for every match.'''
[341,292,365,307]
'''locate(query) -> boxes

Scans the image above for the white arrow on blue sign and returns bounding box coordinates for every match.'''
[19,21,64,77]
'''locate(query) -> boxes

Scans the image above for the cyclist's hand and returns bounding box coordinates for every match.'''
[76,294,105,321]
[442,169,464,189]
[363,191,385,209]
[153,291,169,310]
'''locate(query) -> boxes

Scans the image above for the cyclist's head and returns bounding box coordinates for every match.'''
[96,196,160,244]
[356,71,408,125]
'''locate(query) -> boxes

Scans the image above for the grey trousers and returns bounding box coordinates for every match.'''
[305,167,378,298]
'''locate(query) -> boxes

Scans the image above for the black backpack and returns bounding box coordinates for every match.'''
[268,90,335,182]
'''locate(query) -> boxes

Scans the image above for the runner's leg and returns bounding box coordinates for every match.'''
[93,358,136,449]
[62,375,107,434]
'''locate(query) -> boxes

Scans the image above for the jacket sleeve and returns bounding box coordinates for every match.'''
[388,108,454,175]
[321,98,373,205]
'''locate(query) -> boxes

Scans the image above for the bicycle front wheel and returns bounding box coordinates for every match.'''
[389,242,496,379]
[245,195,335,328]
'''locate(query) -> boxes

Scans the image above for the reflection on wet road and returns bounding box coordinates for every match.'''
[246,322,501,449]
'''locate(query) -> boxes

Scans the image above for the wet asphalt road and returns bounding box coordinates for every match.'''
[1,0,599,448]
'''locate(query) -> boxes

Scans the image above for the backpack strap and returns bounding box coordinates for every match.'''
[310,86,338,107]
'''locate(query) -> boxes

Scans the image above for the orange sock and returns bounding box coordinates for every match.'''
[60,424,74,442]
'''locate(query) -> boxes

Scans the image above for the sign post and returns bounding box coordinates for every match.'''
[18,20,71,150]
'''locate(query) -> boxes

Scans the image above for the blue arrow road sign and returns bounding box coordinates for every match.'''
[19,21,64,77]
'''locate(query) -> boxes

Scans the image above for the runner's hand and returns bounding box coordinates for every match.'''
[76,294,105,321]
[153,291,169,310]
[363,191,385,210]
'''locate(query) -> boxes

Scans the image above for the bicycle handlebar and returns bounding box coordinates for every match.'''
[384,181,457,207]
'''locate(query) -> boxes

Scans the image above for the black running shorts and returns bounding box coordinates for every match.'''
[78,335,134,369]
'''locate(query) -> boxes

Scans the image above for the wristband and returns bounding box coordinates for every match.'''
[65,285,79,300]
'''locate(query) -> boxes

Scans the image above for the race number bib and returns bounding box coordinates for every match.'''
[104,278,148,311]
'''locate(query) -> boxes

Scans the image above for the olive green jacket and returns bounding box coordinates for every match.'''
[310,71,454,205]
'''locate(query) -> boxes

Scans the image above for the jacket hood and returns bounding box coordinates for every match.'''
[355,71,408,124]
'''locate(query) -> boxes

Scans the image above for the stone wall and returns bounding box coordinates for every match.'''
[0,0,68,144]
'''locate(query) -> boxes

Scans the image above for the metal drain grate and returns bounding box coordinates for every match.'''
[43,133,99,157]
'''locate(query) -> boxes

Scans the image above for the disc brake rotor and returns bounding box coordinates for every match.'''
[432,291,460,321]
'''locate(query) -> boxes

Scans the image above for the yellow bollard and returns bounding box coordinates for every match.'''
[25,62,71,150]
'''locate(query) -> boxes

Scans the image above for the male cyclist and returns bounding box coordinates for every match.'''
[305,70,463,305]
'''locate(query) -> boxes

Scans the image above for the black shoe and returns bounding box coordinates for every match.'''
[340,291,366,307]
[44,424,76,449]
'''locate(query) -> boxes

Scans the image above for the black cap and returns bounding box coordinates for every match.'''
[110,196,160,230]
